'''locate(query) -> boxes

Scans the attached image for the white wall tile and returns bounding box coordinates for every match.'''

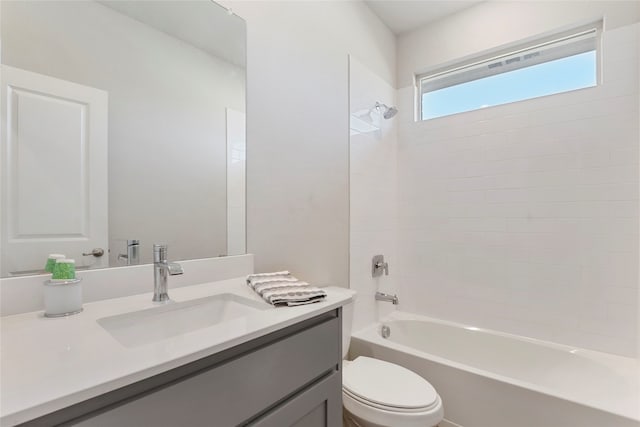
[349,56,399,332]
[396,23,639,357]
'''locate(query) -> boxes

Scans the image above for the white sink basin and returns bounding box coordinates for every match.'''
[97,293,269,348]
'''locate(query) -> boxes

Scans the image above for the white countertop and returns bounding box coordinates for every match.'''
[0,278,353,426]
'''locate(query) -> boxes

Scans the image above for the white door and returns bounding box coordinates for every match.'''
[1,65,108,276]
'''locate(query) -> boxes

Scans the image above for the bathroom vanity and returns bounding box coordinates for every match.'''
[0,278,352,426]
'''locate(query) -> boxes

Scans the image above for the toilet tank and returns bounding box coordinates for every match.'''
[341,290,356,359]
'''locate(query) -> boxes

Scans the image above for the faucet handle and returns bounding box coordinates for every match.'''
[372,255,389,277]
[153,244,167,252]
[376,261,389,275]
[153,243,168,263]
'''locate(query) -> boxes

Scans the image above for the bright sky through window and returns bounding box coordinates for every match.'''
[421,51,597,120]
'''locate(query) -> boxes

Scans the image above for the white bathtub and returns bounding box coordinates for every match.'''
[350,311,640,427]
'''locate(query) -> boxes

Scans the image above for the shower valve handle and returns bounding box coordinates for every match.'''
[372,255,389,277]
[376,261,389,275]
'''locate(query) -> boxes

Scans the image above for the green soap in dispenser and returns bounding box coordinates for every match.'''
[45,254,65,273]
[52,259,76,280]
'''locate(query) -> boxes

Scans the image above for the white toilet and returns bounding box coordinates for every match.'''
[341,295,444,427]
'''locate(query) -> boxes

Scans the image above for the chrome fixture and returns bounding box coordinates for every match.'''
[82,248,105,257]
[118,239,140,265]
[153,244,183,303]
[375,291,399,305]
[381,324,391,339]
[375,102,398,119]
[372,254,389,277]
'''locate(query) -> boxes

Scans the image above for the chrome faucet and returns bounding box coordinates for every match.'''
[375,291,399,305]
[153,244,183,302]
[118,239,140,265]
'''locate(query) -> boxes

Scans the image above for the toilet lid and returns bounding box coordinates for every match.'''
[342,357,438,410]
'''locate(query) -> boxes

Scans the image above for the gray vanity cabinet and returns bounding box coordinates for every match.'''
[21,310,342,427]
[250,371,341,427]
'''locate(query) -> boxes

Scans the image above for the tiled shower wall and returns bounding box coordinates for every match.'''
[349,56,398,332]
[396,23,639,356]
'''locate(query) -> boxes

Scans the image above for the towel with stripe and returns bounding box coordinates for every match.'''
[247,271,327,306]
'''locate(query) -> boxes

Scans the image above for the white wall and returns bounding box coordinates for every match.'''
[1,1,245,265]
[221,1,396,287]
[349,56,398,331]
[396,1,639,356]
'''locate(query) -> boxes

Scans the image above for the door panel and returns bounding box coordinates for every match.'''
[1,65,108,275]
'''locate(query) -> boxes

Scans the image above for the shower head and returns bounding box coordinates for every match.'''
[375,102,398,119]
[384,106,398,119]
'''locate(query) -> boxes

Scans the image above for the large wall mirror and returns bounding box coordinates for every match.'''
[0,0,246,277]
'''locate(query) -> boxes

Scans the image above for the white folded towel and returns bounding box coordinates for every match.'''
[246,272,327,307]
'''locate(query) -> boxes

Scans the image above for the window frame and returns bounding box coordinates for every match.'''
[415,21,603,121]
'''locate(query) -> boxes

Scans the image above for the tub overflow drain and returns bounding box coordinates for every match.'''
[381,325,391,339]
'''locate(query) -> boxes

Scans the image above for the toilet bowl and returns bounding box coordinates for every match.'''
[342,356,443,427]
[341,292,443,427]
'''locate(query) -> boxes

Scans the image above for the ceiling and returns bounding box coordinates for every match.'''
[364,0,483,35]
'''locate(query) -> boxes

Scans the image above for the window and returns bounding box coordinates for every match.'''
[418,24,601,120]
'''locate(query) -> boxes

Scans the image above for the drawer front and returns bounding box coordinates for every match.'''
[72,315,340,427]
[248,371,341,427]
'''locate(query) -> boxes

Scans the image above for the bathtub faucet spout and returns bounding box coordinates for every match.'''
[375,291,398,305]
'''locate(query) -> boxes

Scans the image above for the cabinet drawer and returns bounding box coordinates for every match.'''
[248,371,341,427]
[71,315,340,427]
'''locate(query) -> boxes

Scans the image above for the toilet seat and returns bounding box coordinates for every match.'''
[343,387,440,413]
[342,357,439,411]
[343,388,443,427]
